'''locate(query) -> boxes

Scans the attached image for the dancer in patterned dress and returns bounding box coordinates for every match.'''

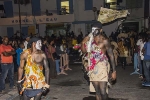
[17,37,50,100]
[81,22,116,100]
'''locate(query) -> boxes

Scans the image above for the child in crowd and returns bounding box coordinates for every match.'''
[16,43,25,67]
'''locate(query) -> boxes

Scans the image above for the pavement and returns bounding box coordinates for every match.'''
[1,57,150,100]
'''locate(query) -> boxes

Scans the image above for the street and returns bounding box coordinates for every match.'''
[10,62,150,100]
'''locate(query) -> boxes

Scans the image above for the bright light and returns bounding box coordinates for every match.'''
[61,1,69,13]
[106,0,117,3]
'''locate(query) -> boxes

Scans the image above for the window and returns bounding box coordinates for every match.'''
[4,1,13,17]
[57,0,73,15]
[14,0,30,5]
[61,0,70,14]
[85,0,93,10]
[105,0,117,3]
[32,0,41,16]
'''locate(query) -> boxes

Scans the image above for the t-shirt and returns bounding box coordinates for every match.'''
[16,48,23,66]
[136,39,145,60]
[0,44,14,63]
[23,41,28,51]
[143,42,150,60]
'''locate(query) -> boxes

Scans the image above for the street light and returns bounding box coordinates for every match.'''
[18,0,21,37]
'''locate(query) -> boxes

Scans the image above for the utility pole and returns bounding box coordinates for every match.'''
[18,0,21,37]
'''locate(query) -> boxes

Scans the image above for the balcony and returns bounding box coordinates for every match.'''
[0,10,74,26]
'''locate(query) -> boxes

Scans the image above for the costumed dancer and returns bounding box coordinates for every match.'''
[111,45,119,67]
[81,22,116,100]
[111,41,119,67]
[17,37,50,100]
[118,37,128,69]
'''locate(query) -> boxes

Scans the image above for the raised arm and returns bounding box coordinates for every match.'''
[43,53,50,84]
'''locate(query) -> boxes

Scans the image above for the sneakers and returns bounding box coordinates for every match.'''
[142,82,150,87]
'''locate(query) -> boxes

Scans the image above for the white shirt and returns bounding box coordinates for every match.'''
[136,39,145,60]
[23,41,28,51]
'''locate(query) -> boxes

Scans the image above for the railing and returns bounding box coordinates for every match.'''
[0,9,72,18]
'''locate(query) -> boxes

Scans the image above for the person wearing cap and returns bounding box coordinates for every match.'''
[81,22,116,100]
[17,37,50,100]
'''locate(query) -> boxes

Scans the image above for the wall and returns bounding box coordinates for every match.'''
[0,26,7,37]
[72,0,118,36]
[13,0,57,16]
[120,0,144,20]
[103,21,118,36]
[120,0,144,32]
[74,0,104,21]
[13,3,32,16]
[0,0,122,37]
[39,24,46,37]
[0,24,36,38]
[74,24,86,36]
[40,0,57,12]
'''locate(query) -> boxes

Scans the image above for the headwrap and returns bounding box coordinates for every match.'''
[27,37,41,48]
[92,21,102,29]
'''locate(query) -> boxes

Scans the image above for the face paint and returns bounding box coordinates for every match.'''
[92,27,99,33]
[35,40,42,50]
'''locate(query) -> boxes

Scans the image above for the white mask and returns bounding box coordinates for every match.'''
[92,27,99,33]
[35,40,42,50]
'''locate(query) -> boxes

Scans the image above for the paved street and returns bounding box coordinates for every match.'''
[1,61,150,100]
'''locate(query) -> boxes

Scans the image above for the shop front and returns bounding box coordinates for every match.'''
[0,14,74,37]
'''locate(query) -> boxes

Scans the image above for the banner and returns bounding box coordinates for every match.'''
[0,14,74,26]
[97,7,129,24]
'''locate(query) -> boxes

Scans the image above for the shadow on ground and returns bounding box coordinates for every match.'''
[82,96,128,100]
[56,80,83,86]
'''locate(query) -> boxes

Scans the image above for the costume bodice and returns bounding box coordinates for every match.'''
[89,42,108,70]
[22,49,47,90]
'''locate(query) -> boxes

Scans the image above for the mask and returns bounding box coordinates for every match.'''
[35,40,42,50]
[92,27,99,33]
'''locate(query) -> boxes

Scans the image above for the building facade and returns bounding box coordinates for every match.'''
[0,0,146,37]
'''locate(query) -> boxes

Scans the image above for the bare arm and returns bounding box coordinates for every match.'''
[81,36,89,53]
[43,53,50,85]
[2,49,16,57]
[18,52,26,81]
[48,46,54,61]
[105,39,116,72]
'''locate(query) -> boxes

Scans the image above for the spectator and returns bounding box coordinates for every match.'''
[16,43,25,67]
[48,39,57,79]
[0,36,16,93]
[23,36,30,51]
[142,35,150,86]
